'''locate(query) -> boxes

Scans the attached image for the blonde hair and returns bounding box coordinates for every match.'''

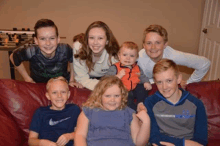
[153,59,179,79]
[46,76,69,91]
[119,41,139,57]
[82,76,128,110]
[143,24,168,44]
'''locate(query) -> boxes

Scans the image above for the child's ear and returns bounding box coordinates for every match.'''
[106,40,108,45]
[177,73,182,84]
[45,92,51,100]
[57,36,60,43]
[68,91,70,99]
[34,37,39,45]
[164,42,168,49]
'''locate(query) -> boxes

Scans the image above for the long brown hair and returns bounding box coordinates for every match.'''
[82,76,128,110]
[74,21,119,72]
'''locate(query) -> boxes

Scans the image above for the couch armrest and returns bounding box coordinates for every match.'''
[0,106,24,146]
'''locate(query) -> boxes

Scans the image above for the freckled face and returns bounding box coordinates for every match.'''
[88,27,108,56]
[102,85,122,111]
[143,32,167,62]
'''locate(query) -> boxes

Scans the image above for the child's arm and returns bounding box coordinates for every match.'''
[69,62,83,88]
[56,132,75,146]
[10,53,35,83]
[74,111,89,146]
[28,131,57,146]
[130,110,150,146]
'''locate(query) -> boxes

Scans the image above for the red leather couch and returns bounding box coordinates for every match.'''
[0,79,219,146]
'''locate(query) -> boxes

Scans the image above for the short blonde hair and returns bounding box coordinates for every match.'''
[143,24,168,44]
[46,76,69,91]
[82,76,128,110]
[153,59,179,79]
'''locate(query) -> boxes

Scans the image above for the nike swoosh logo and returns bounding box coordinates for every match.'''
[49,117,71,126]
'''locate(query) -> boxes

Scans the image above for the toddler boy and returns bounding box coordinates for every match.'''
[10,19,81,87]
[28,76,80,146]
[143,59,208,146]
[106,41,152,110]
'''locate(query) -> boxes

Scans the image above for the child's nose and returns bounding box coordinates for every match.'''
[46,39,51,45]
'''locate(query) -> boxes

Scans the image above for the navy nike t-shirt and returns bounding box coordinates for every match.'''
[29,104,80,146]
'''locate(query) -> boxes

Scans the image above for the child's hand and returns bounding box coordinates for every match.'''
[136,110,150,124]
[137,102,147,112]
[69,81,83,88]
[39,139,57,146]
[144,82,152,90]
[160,141,175,146]
[116,69,126,79]
[56,133,71,146]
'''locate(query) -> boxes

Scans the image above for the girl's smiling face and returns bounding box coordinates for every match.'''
[101,84,122,111]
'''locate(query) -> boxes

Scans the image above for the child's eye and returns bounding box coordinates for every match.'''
[156,41,161,45]
[123,54,127,56]
[40,38,45,41]
[89,37,94,39]
[115,95,120,98]
[156,81,162,84]
[130,55,135,57]
[61,91,67,94]
[52,92,57,94]
[98,37,103,40]
[167,79,172,83]
[50,37,55,40]
[146,42,151,45]
[105,95,111,98]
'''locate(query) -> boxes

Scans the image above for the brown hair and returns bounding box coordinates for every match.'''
[82,76,128,110]
[74,21,119,72]
[73,33,85,44]
[46,76,69,91]
[34,19,58,38]
[153,59,179,79]
[119,41,139,57]
[142,24,168,44]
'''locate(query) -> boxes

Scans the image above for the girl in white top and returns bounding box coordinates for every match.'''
[73,21,119,90]
[138,24,210,88]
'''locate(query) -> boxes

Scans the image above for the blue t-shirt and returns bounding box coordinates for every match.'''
[83,106,135,146]
[30,104,80,146]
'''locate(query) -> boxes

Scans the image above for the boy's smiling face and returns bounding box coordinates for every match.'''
[46,80,70,110]
[34,27,60,58]
[118,47,138,67]
[154,68,182,104]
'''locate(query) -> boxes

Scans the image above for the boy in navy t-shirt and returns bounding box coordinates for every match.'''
[28,76,80,146]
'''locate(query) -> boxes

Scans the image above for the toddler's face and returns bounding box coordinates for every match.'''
[46,80,70,110]
[88,27,107,56]
[118,47,138,66]
[102,85,122,111]
[34,27,60,58]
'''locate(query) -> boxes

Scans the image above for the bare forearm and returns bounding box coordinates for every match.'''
[136,122,150,146]
[28,138,41,146]
[185,140,203,146]
[16,63,34,82]
[74,134,87,146]
[69,63,75,82]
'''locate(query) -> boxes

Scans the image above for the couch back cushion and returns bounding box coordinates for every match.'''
[0,79,91,140]
[186,80,220,140]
